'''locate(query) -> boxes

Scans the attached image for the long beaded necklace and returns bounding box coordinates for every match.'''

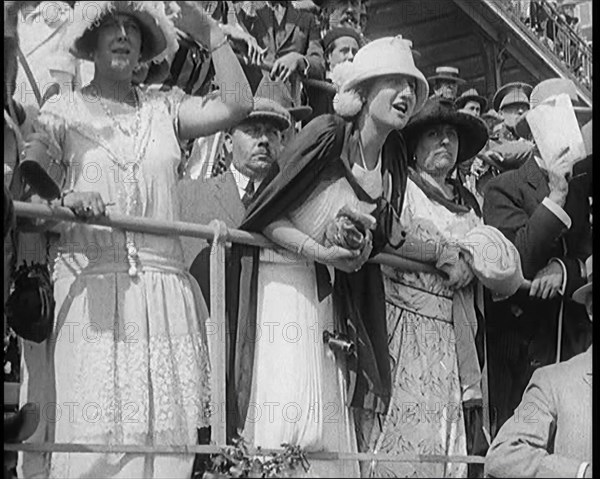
[94,84,147,277]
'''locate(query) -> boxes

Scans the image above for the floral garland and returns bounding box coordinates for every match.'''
[200,436,313,478]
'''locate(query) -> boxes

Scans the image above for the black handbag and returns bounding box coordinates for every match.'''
[5,233,55,344]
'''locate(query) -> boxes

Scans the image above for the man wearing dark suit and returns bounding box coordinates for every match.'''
[482,82,592,435]
[236,1,325,93]
[485,255,593,478]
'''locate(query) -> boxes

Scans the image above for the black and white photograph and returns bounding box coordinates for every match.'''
[3,1,593,478]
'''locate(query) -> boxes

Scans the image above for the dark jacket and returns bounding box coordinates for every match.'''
[482,157,592,432]
[237,2,325,91]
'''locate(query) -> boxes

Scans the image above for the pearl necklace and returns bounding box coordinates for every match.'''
[92,85,145,278]
[97,86,141,139]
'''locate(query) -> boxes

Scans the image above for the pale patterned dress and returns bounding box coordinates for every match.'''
[366,178,481,478]
[242,156,382,478]
[19,87,211,479]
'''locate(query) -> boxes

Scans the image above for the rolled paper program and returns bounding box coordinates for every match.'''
[526,93,587,169]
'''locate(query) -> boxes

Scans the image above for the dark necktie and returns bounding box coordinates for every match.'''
[242,181,255,208]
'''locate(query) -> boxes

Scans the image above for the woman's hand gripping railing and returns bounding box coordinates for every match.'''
[13,200,534,291]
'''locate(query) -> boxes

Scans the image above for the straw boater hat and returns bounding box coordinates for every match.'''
[330,35,429,118]
[514,78,593,139]
[492,81,533,111]
[455,88,488,111]
[427,66,466,86]
[572,255,593,304]
[404,96,489,163]
[62,1,179,64]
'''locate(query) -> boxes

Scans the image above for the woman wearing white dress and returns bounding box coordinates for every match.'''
[237,36,429,477]
[18,2,253,478]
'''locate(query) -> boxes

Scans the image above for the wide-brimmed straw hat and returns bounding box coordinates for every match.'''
[492,82,533,111]
[455,88,488,111]
[243,78,313,131]
[332,35,429,114]
[572,255,593,304]
[63,1,178,64]
[514,78,593,139]
[427,66,466,85]
[404,96,489,163]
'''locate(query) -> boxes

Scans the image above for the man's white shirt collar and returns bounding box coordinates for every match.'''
[230,164,262,200]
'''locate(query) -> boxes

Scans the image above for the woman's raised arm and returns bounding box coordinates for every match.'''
[174,2,254,140]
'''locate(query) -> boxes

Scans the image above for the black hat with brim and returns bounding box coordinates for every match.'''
[322,27,363,51]
[455,90,488,111]
[404,96,489,163]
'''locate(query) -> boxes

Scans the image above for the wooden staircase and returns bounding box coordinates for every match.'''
[363,0,592,107]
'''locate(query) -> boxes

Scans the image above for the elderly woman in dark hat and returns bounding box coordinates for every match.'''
[366,97,524,478]
[16,2,253,478]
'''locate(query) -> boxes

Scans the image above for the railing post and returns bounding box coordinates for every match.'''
[208,219,228,446]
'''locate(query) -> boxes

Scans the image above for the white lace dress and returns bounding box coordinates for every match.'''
[19,87,211,479]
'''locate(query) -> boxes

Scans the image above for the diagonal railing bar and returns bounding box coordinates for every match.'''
[12,201,440,273]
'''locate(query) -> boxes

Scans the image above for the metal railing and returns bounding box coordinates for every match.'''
[6,200,501,469]
[499,0,592,91]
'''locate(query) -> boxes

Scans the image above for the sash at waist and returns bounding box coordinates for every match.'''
[384,278,453,323]
[54,249,187,278]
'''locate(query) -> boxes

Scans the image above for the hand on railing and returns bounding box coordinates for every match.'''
[12,201,534,293]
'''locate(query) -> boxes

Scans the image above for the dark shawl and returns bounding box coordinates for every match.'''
[230,115,408,431]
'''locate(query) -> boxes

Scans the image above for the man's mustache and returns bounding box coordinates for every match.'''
[252,147,273,159]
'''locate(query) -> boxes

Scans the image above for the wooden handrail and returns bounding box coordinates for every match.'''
[12,201,437,274]
[13,201,532,289]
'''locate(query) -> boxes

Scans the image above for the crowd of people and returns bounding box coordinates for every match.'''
[3,1,593,479]
[506,0,592,89]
